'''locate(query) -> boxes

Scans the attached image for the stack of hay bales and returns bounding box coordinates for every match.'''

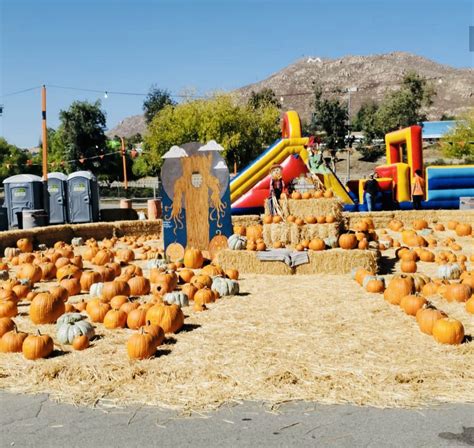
[263,197,343,248]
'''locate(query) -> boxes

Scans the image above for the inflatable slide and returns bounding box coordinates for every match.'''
[230,111,353,214]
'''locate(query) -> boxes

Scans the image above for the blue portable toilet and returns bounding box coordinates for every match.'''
[3,174,44,228]
[48,172,68,224]
[67,171,100,223]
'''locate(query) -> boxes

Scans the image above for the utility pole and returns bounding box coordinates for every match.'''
[41,85,49,219]
[120,137,128,190]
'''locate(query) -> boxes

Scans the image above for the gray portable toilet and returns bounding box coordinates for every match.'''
[48,172,68,224]
[67,171,99,223]
[3,174,44,228]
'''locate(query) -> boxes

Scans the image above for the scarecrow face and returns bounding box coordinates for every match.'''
[270,166,282,180]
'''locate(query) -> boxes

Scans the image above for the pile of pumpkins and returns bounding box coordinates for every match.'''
[287,189,334,200]
[0,238,240,361]
[353,267,472,345]
[229,217,380,252]
[229,225,266,251]
[263,213,336,226]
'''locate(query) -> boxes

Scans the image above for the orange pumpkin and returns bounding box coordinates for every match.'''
[432,318,464,345]
[29,293,65,324]
[416,305,447,335]
[183,248,204,269]
[400,294,427,316]
[338,233,358,250]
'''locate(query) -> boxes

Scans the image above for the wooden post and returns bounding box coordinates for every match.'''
[121,137,128,190]
[41,85,48,181]
[41,85,49,220]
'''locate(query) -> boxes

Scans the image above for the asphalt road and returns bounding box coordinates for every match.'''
[1,392,473,447]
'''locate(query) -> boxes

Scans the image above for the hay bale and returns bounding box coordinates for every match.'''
[299,223,340,241]
[0,220,163,252]
[286,198,343,218]
[263,223,294,246]
[115,220,162,237]
[216,249,295,275]
[232,215,261,228]
[263,222,341,246]
[216,248,379,275]
[295,249,379,275]
[344,209,474,230]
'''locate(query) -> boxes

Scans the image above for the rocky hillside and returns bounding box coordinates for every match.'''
[236,52,473,122]
[106,114,146,138]
[107,52,473,136]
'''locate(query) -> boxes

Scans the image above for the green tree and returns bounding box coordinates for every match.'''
[439,109,474,160]
[374,71,436,134]
[308,86,348,150]
[143,86,176,124]
[352,101,380,140]
[144,93,280,172]
[247,88,281,110]
[0,138,34,182]
[57,100,111,175]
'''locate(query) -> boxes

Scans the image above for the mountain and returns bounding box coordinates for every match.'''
[107,52,473,136]
[106,114,146,138]
[235,52,473,122]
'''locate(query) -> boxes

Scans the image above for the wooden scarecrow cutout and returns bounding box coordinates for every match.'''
[161,141,232,258]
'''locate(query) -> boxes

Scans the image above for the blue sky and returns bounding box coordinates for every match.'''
[1,0,472,148]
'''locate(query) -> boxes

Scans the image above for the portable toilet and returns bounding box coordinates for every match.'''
[48,172,68,224]
[67,171,99,223]
[3,174,44,228]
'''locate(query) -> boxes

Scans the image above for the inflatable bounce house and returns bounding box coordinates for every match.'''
[230,111,474,213]
[364,126,474,210]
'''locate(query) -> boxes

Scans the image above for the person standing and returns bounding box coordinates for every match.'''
[363,174,379,212]
[412,169,425,210]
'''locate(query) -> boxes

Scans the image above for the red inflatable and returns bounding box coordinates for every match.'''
[231,154,308,213]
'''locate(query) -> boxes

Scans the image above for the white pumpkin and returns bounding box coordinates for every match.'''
[71,237,84,247]
[163,291,189,308]
[228,234,247,250]
[437,263,461,280]
[4,247,20,260]
[211,277,239,296]
[56,313,95,344]
[89,282,104,298]
[146,258,168,270]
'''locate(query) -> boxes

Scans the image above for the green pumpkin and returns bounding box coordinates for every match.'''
[163,291,189,308]
[228,234,247,250]
[211,277,239,297]
[56,313,95,344]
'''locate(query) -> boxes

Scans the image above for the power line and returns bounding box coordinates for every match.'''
[46,84,206,99]
[0,85,41,98]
